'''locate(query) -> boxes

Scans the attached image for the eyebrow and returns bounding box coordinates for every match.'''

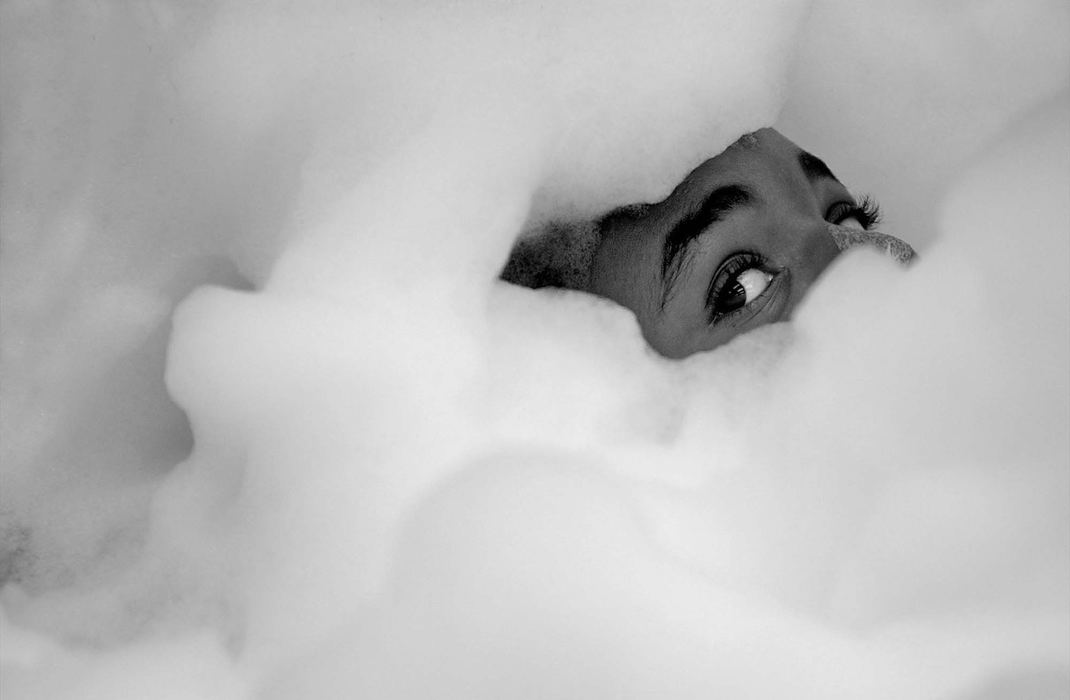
[797,150,840,184]
[660,184,753,307]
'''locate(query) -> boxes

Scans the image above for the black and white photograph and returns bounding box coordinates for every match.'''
[2,1,1068,697]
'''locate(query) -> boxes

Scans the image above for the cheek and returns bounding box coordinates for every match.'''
[650,322,741,359]
[644,307,725,359]
[647,327,694,359]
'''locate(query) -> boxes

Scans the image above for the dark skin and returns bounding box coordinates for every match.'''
[587,128,897,358]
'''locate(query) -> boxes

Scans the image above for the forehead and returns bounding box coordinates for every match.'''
[602,131,790,242]
[610,128,811,240]
[673,129,797,199]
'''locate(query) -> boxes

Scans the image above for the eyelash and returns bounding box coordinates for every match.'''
[704,196,884,326]
[704,195,884,326]
[826,194,882,230]
[705,251,773,325]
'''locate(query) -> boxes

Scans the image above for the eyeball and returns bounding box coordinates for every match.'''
[838,215,866,231]
[710,254,776,319]
[737,268,772,304]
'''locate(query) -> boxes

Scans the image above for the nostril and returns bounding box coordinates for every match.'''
[826,223,917,264]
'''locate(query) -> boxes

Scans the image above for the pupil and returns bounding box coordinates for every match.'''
[719,280,747,312]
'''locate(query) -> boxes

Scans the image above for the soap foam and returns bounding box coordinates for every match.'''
[2,1,1068,698]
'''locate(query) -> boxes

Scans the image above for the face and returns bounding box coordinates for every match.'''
[588,128,899,358]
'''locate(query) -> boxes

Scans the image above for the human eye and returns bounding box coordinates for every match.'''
[825,194,882,231]
[705,251,778,325]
